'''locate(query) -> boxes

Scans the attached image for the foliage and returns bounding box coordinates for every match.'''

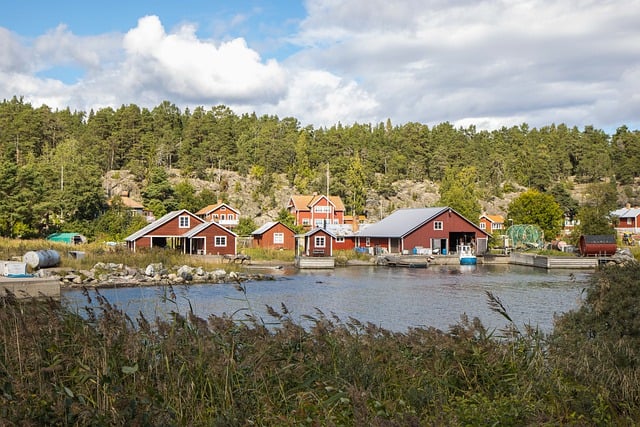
[0,97,639,240]
[550,262,640,420]
[507,189,564,240]
[438,166,482,223]
[575,181,619,236]
[234,217,258,236]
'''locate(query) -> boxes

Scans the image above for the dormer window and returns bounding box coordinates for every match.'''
[179,215,190,228]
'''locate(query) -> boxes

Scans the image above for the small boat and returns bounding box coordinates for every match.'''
[377,255,430,268]
[458,244,477,265]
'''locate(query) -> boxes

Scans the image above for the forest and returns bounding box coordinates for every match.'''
[1,95,639,240]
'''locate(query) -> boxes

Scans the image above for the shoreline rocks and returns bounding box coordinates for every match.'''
[47,262,278,289]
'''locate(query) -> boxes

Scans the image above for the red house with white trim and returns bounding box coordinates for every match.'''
[479,214,505,234]
[300,228,335,257]
[196,202,240,229]
[287,194,345,229]
[356,207,489,255]
[124,209,236,255]
[251,221,296,250]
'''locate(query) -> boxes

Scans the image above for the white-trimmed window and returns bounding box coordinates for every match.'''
[273,232,284,244]
[215,236,227,247]
[493,223,503,230]
[302,218,310,226]
[179,215,190,228]
[365,237,371,247]
[479,222,486,230]
[315,236,326,248]
[434,221,443,230]
[314,219,324,227]
[220,214,226,220]
[336,237,345,243]
[314,205,331,213]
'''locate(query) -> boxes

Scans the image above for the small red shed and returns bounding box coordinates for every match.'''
[252,221,296,250]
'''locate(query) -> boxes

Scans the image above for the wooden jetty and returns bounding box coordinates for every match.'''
[510,253,599,269]
[295,256,335,269]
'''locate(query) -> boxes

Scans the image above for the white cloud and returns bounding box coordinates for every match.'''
[0,2,639,131]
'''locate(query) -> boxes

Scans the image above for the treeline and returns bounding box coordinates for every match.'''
[1,96,640,239]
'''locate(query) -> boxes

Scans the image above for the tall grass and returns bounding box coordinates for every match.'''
[2,265,639,425]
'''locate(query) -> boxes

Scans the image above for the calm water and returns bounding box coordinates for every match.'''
[62,264,592,334]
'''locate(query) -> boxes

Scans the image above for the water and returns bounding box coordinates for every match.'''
[61,264,592,334]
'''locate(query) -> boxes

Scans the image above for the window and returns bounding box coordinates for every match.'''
[220,214,226,221]
[493,223,503,230]
[314,205,331,213]
[179,215,190,228]
[434,221,443,230]
[365,237,371,247]
[302,218,310,225]
[628,218,633,225]
[336,237,344,243]
[213,214,219,221]
[479,222,486,230]
[315,236,326,248]
[220,206,226,211]
[273,232,284,244]
[314,219,325,227]
[215,236,227,247]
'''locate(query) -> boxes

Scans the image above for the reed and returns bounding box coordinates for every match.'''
[1,262,639,424]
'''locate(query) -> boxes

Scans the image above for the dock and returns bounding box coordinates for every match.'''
[0,276,61,299]
[295,256,335,269]
[510,253,599,269]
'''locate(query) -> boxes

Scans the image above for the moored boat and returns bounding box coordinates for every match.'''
[458,244,477,265]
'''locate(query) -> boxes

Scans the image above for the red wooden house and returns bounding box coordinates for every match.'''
[479,214,505,234]
[125,209,236,255]
[355,207,489,255]
[182,221,237,256]
[251,221,296,250]
[287,194,345,228]
[612,205,640,234]
[196,202,240,229]
[299,228,335,257]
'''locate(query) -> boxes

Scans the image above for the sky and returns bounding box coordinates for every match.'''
[1,0,639,133]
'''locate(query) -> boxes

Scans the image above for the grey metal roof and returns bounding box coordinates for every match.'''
[252,221,277,235]
[611,207,640,218]
[125,210,193,241]
[355,207,449,237]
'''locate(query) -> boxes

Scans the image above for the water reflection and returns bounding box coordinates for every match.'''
[62,264,591,334]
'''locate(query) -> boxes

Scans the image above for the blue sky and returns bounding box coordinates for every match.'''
[1,0,639,132]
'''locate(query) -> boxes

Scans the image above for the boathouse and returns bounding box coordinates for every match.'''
[355,207,489,255]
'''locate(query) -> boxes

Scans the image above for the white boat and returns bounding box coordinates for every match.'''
[458,244,477,265]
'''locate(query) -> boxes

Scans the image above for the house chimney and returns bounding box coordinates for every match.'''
[626,203,631,209]
[352,216,359,232]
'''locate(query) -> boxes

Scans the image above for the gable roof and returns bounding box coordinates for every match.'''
[252,221,295,236]
[480,214,505,223]
[196,202,239,215]
[125,209,204,241]
[288,195,345,212]
[182,221,237,238]
[303,227,337,238]
[611,207,640,219]
[356,207,488,238]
